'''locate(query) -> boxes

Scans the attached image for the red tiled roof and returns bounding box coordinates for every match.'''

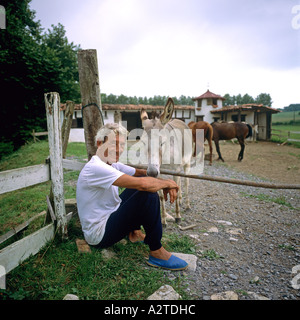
[210,104,280,114]
[192,90,225,101]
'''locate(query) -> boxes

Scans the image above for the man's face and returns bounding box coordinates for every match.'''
[97,133,126,164]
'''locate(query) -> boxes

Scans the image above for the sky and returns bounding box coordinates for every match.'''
[30,0,300,108]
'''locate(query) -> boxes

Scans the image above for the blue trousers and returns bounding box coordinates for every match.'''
[97,189,162,251]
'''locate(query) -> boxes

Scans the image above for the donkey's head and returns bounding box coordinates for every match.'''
[140,98,175,177]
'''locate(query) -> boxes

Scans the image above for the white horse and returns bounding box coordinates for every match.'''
[140,98,192,226]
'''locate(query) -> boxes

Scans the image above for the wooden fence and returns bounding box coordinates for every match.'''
[31,129,48,142]
[271,128,300,143]
[0,92,74,277]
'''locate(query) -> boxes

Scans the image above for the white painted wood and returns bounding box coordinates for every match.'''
[45,92,67,239]
[0,164,50,195]
[0,223,55,274]
[46,195,56,222]
[62,158,85,171]
[0,211,46,245]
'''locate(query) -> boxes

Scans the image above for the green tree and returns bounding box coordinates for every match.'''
[241,94,255,104]
[0,0,81,157]
[223,93,271,106]
[255,93,272,106]
[223,94,235,106]
[41,23,81,103]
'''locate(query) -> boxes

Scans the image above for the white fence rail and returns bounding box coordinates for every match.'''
[0,164,50,195]
[0,92,70,277]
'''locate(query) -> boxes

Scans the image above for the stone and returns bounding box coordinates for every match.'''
[76,239,91,253]
[228,273,238,280]
[247,291,270,300]
[215,220,233,226]
[250,276,260,284]
[118,239,128,245]
[226,228,243,235]
[63,294,79,300]
[189,234,201,241]
[171,252,198,272]
[208,227,219,233]
[102,249,117,260]
[211,291,239,300]
[147,285,181,300]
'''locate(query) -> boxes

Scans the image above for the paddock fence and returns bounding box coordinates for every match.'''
[271,128,300,144]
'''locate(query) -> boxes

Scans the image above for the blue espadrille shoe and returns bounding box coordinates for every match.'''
[146,254,188,271]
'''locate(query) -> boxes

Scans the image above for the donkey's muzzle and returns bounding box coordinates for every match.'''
[147,164,160,178]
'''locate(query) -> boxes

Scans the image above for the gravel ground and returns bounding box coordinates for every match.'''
[161,160,300,300]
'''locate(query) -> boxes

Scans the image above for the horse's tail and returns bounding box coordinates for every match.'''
[207,123,214,142]
[246,124,252,138]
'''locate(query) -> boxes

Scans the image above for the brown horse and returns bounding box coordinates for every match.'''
[188,121,213,165]
[211,121,252,162]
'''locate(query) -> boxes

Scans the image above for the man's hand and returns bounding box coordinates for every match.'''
[162,179,179,203]
[163,187,178,204]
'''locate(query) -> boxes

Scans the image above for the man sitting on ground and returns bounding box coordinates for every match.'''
[76,123,188,270]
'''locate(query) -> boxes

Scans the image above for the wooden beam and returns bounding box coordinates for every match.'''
[0,164,50,195]
[0,223,55,274]
[62,158,85,171]
[132,165,300,190]
[61,100,75,159]
[0,212,74,274]
[46,195,56,223]
[0,211,46,245]
[45,92,68,239]
[78,49,104,160]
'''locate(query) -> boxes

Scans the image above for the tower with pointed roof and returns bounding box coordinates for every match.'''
[192,89,225,123]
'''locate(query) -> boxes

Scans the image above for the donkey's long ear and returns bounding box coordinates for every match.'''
[140,108,149,126]
[160,97,174,125]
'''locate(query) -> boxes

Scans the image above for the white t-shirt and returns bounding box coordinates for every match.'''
[76,155,135,245]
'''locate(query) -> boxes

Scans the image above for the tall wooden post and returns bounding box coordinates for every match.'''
[78,49,104,160]
[45,92,68,240]
[61,100,75,159]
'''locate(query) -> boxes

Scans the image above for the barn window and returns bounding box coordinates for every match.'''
[231,114,246,122]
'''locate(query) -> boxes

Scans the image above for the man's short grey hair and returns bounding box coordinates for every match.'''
[95,123,128,146]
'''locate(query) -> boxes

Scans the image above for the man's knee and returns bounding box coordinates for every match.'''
[141,191,159,202]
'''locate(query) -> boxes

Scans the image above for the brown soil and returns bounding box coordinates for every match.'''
[209,141,300,185]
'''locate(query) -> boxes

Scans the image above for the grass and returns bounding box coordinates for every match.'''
[0,141,86,238]
[1,222,194,300]
[272,111,300,124]
[0,140,50,171]
[200,249,224,260]
[0,140,196,300]
[240,192,297,210]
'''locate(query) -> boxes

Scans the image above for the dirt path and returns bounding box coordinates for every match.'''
[209,141,300,184]
[161,141,300,300]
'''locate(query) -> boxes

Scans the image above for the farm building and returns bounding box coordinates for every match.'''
[192,89,226,124]
[210,104,280,140]
[60,89,280,141]
[60,103,195,132]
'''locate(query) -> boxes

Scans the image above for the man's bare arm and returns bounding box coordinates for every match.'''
[113,174,178,194]
[133,168,147,177]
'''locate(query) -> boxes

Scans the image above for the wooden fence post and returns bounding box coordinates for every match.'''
[78,49,104,160]
[61,100,75,159]
[45,92,68,240]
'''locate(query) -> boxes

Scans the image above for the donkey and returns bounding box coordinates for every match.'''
[140,98,192,226]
